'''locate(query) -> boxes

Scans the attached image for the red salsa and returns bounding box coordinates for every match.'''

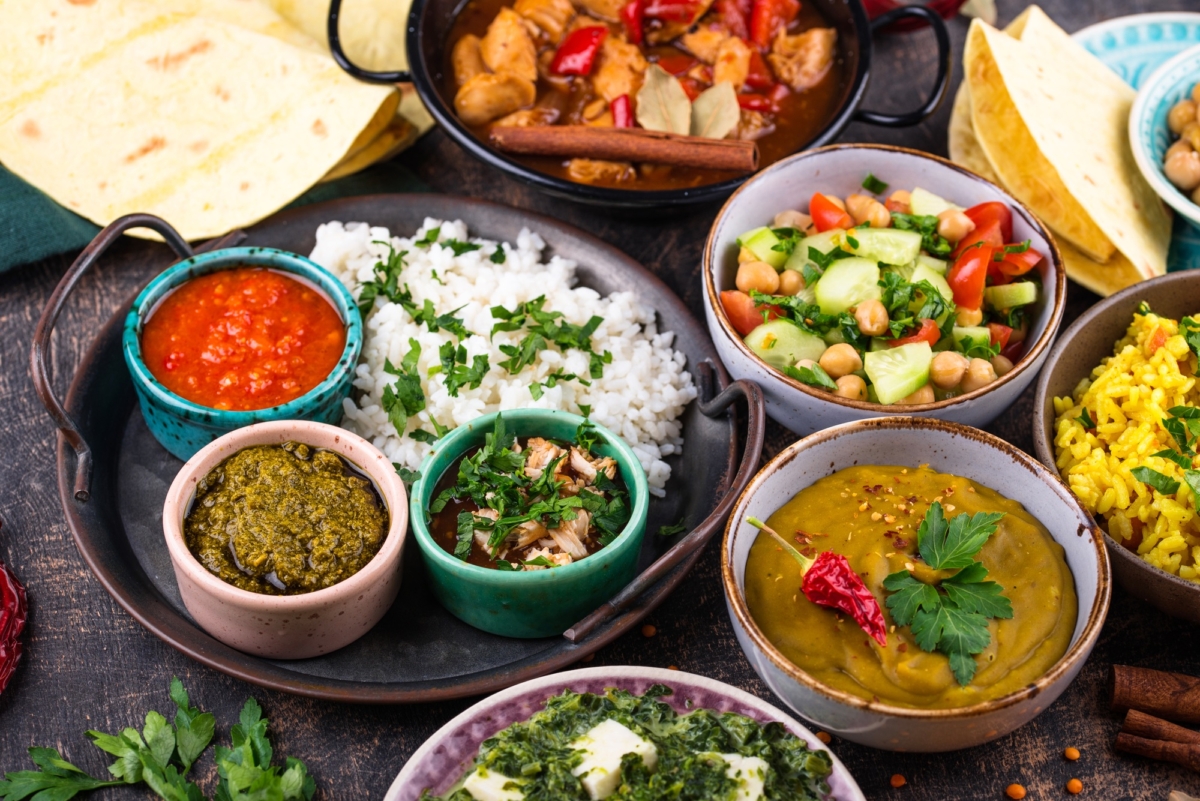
[140,268,346,411]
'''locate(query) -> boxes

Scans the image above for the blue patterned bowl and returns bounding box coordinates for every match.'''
[122,247,362,460]
[1129,43,1200,233]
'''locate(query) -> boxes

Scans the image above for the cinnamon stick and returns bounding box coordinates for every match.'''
[489,126,759,172]
[1122,709,1200,746]
[1112,665,1200,724]
[1115,733,1200,773]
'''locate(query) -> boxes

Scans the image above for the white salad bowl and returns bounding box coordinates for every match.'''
[703,143,1066,435]
[721,417,1110,752]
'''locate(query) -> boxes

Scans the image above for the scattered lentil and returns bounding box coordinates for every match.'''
[1005,784,1026,800]
[890,774,907,788]
[1064,747,1080,761]
[815,731,832,744]
[1066,779,1083,795]
[641,624,657,638]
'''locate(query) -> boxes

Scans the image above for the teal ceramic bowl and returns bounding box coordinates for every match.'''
[1129,42,1200,232]
[410,409,650,638]
[122,247,362,461]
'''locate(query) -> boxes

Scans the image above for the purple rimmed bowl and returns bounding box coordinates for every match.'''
[383,666,865,800]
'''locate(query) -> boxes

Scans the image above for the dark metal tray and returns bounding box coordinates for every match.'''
[35,195,764,702]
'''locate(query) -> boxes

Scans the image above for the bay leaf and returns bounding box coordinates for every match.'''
[635,64,691,135]
[689,81,740,140]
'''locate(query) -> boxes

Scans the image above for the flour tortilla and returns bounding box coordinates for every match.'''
[321,114,419,181]
[962,10,1170,288]
[268,0,411,72]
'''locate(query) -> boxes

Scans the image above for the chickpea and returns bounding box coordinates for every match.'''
[896,384,935,405]
[929,351,969,389]
[936,208,976,243]
[778,269,805,295]
[885,189,912,214]
[835,374,867,401]
[956,306,983,327]
[774,210,812,230]
[990,354,1014,376]
[960,358,998,393]
[845,193,892,229]
[736,260,780,294]
[1169,99,1197,134]
[795,358,817,371]
[1165,148,1200,191]
[854,299,890,336]
[738,246,758,263]
[1184,121,1200,152]
[818,343,862,379]
[1167,139,1195,161]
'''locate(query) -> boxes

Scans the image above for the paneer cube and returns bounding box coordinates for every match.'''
[463,767,524,801]
[570,719,658,800]
[721,753,769,801]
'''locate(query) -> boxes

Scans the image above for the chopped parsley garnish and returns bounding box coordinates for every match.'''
[1153,449,1192,470]
[357,243,409,315]
[575,419,601,454]
[996,240,1031,258]
[491,295,609,382]
[529,370,583,400]
[960,333,1000,360]
[1181,316,1200,360]
[578,404,592,417]
[657,518,688,537]
[785,362,837,391]
[382,339,425,435]
[394,464,422,491]
[747,292,866,351]
[409,429,439,444]
[770,227,806,256]
[490,246,507,264]
[882,502,1012,686]
[1131,466,1180,495]
[1075,407,1095,429]
[437,342,489,397]
[862,172,889,194]
[414,226,441,247]
[891,213,952,258]
[444,239,481,257]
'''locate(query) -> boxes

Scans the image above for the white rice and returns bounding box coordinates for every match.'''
[308,218,698,495]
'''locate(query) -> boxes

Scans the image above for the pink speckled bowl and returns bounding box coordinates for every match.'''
[162,420,407,659]
[384,666,865,801]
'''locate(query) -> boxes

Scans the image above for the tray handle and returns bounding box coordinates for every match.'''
[327,0,411,84]
[852,5,951,128]
[564,369,765,642]
[31,214,215,503]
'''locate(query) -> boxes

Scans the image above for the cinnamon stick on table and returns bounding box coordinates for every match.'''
[1115,733,1200,774]
[489,126,759,172]
[1112,665,1200,724]
[1122,709,1200,745]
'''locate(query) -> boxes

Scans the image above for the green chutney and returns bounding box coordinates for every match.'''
[184,442,387,595]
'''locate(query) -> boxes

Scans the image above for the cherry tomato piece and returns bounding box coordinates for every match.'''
[995,245,1043,276]
[964,201,1013,243]
[947,245,992,310]
[987,322,1013,351]
[889,318,941,348]
[950,219,1003,259]
[810,192,853,232]
[721,290,781,336]
[1000,339,1025,363]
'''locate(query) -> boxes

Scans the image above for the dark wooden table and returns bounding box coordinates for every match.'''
[4,1,1200,798]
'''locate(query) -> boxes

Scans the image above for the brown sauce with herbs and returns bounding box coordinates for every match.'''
[184,442,387,595]
[445,0,849,191]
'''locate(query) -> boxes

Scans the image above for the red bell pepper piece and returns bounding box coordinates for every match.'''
[888,318,941,348]
[736,92,776,112]
[987,322,1012,351]
[550,26,608,76]
[745,49,774,89]
[0,523,27,696]
[620,0,645,44]
[749,518,887,646]
[810,192,853,232]
[655,53,697,75]
[721,290,780,336]
[750,0,799,48]
[947,244,992,310]
[716,0,751,39]
[611,94,633,128]
[644,0,699,21]
[678,76,704,100]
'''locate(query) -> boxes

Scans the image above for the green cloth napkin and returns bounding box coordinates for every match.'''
[0,160,428,274]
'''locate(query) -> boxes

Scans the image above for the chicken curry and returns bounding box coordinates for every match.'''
[445,0,849,189]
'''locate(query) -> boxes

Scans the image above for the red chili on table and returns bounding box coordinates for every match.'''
[140,267,346,411]
[748,517,888,645]
[0,522,27,696]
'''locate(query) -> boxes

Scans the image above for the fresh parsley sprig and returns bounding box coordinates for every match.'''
[882,502,1012,686]
[382,339,426,435]
[891,213,952,258]
[357,243,409,315]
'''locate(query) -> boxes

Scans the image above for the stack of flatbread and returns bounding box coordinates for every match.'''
[949,6,1173,296]
[0,0,432,241]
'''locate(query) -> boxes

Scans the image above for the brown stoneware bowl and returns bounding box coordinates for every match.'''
[162,420,408,659]
[1032,271,1200,624]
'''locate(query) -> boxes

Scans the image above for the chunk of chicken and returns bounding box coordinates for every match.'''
[735,108,774,140]
[713,36,751,91]
[455,72,536,125]
[472,508,500,552]
[515,0,576,43]
[495,106,561,127]
[510,519,549,549]
[680,26,730,64]
[549,510,592,559]
[481,7,539,83]
[592,456,617,480]
[644,0,714,44]
[522,547,573,569]
[593,36,647,102]
[573,0,625,22]
[569,447,598,482]
[452,34,488,87]
[524,437,565,479]
[768,27,836,90]
[567,158,635,184]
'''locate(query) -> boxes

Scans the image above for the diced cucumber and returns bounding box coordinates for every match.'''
[847,227,922,266]
[823,328,846,346]
[984,281,1038,310]
[744,320,827,370]
[737,227,787,269]
[884,263,917,282]
[911,264,954,304]
[802,229,845,256]
[814,258,881,315]
[869,337,891,352]
[917,253,949,275]
[793,285,817,305]
[910,188,958,218]
[864,342,933,405]
[952,326,992,351]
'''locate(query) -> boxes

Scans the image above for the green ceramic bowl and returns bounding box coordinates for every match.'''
[410,409,650,638]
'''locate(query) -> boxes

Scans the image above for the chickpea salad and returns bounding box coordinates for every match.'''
[1164,80,1200,205]
[719,177,1044,405]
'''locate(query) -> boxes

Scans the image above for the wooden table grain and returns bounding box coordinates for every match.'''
[3,1,1200,798]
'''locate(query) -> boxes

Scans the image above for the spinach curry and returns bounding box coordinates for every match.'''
[184,442,387,595]
[746,464,1077,709]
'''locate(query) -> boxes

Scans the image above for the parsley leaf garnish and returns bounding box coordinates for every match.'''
[437,342,489,397]
[409,429,438,444]
[862,172,889,194]
[529,370,581,400]
[1181,316,1200,360]
[1153,449,1192,470]
[394,464,422,491]
[443,239,481,256]
[1131,466,1180,495]
[1075,407,1095,429]
[656,518,688,537]
[575,419,601,454]
[490,247,506,264]
[917,503,1006,570]
[414,226,441,247]
[770,227,805,256]
[960,333,1000,360]
[785,362,837,391]
[382,340,425,436]
[891,213,952,257]
[491,296,608,382]
[356,243,409,315]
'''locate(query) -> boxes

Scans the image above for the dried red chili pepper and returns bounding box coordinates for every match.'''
[550,26,608,76]
[620,0,645,45]
[0,523,27,695]
[611,94,634,128]
[748,517,887,645]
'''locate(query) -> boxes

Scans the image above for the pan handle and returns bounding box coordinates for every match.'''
[852,5,952,128]
[327,0,412,84]
[30,215,241,503]
[564,369,765,643]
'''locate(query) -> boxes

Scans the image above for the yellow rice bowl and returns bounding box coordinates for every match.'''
[1053,310,1200,584]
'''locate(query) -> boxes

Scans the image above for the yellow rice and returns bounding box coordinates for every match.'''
[1053,310,1200,583]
